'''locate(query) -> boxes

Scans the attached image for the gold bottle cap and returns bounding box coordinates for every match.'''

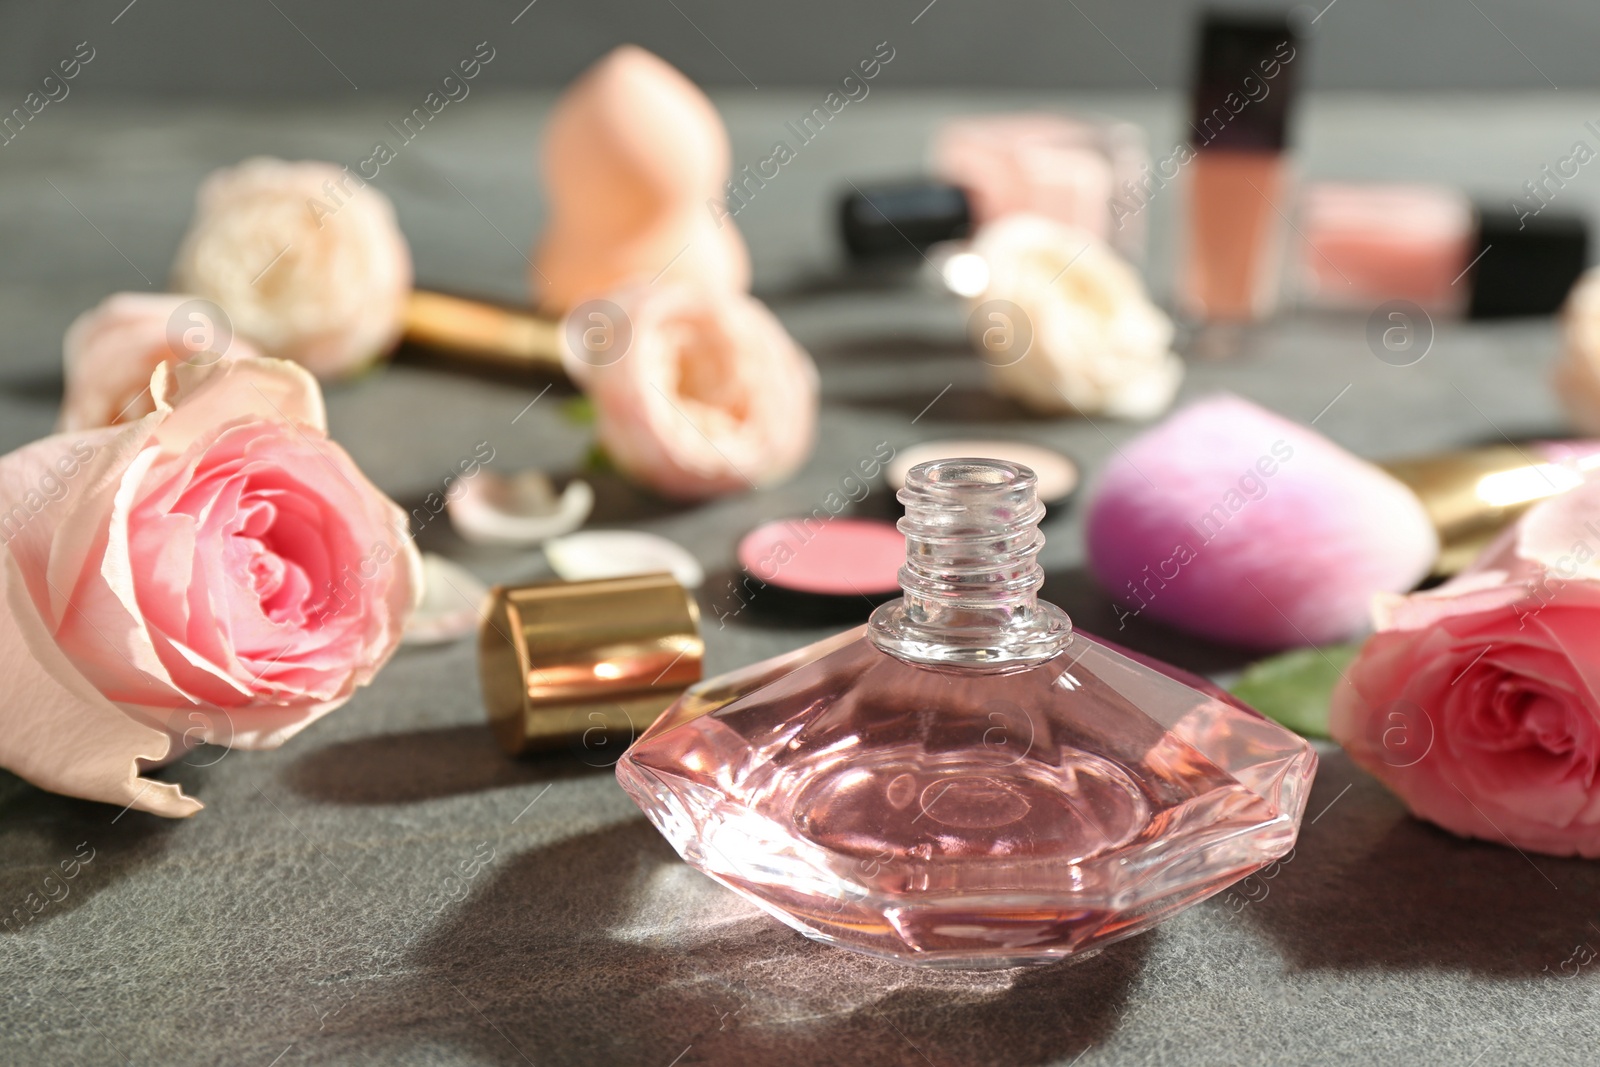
[479,572,704,757]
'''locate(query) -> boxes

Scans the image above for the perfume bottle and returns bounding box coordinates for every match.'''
[617,459,1317,967]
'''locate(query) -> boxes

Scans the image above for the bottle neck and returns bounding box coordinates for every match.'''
[869,459,1071,668]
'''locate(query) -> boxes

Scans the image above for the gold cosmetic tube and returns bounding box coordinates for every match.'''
[1382,443,1600,577]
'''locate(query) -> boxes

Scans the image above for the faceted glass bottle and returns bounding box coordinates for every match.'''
[617,459,1317,967]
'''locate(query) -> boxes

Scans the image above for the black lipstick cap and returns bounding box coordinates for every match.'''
[839,180,973,262]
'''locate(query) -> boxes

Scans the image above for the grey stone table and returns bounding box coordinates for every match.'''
[4,91,1600,1067]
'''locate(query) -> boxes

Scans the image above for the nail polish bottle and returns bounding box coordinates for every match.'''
[1180,13,1302,321]
[1295,182,1589,318]
[617,459,1316,967]
[932,112,1150,260]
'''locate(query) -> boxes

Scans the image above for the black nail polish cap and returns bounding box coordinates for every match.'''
[1467,209,1590,319]
[1189,12,1301,153]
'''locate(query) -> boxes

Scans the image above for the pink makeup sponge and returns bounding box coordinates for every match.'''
[1085,394,1438,648]
[533,45,751,311]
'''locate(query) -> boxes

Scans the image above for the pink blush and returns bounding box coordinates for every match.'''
[738,518,904,596]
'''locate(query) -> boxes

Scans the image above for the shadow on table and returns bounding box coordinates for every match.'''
[811,332,966,365]
[808,332,1039,425]
[581,470,715,527]
[1040,566,1260,677]
[1232,751,1600,978]
[832,383,1033,425]
[390,341,573,388]
[757,268,942,305]
[356,818,1147,1067]
[0,766,199,931]
[283,724,611,806]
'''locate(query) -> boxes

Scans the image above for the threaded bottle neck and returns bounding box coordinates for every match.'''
[869,459,1071,668]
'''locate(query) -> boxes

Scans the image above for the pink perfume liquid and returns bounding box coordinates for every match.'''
[618,459,1315,967]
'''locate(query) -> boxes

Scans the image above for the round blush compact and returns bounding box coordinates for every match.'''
[887,440,1079,507]
[734,517,905,622]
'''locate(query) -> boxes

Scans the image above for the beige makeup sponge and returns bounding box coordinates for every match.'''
[533,45,750,310]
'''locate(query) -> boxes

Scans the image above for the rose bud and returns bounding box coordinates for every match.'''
[58,292,262,432]
[0,356,420,817]
[562,282,817,501]
[1555,267,1600,434]
[1330,476,1600,857]
[966,214,1182,419]
[171,157,413,380]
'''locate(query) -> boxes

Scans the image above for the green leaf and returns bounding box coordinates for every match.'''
[1229,644,1359,739]
[581,441,615,473]
[561,395,596,426]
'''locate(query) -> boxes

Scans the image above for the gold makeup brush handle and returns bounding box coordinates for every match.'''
[1382,444,1577,577]
[403,290,565,373]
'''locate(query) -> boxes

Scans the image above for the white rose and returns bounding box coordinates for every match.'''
[1555,267,1600,434]
[967,214,1181,419]
[171,158,413,380]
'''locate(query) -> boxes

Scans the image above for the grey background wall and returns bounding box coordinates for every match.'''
[0,0,1592,96]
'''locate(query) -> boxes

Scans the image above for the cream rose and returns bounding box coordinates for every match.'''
[967,214,1181,419]
[563,282,817,501]
[171,157,412,380]
[0,357,419,817]
[1554,267,1600,434]
[59,292,263,432]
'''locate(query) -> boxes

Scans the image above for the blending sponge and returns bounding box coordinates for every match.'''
[1085,394,1439,649]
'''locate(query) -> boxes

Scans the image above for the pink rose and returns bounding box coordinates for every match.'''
[59,292,263,432]
[0,357,420,817]
[1330,477,1600,856]
[171,158,413,380]
[564,282,817,501]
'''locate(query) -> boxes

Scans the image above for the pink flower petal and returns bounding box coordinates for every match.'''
[0,543,198,817]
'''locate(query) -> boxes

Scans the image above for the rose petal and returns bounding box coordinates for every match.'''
[403,553,489,645]
[446,470,594,546]
[544,530,704,589]
[0,553,199,817]
[1516,476,1600,582]
[153,355,326,448]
